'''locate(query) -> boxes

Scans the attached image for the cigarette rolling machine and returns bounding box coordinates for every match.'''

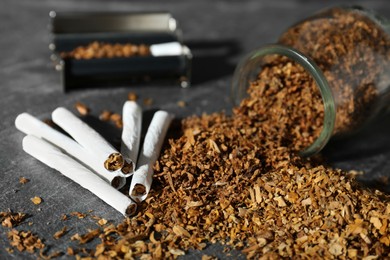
[49,11,192,91]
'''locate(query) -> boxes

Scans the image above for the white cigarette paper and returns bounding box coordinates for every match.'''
[150,42,184,57]
[22,135,137,217]
[52,107,124,172]
[129,110,173,202]
[15,113,126,189]
[120,101,142,177]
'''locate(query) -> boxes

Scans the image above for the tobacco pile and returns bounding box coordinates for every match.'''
[60,41,150,60]
[5,7,390,259]
[235,56,324,152]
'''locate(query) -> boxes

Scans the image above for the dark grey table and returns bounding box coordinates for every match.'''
[2,0,390,258]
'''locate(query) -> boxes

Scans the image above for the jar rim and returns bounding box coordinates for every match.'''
[231,44,336,156]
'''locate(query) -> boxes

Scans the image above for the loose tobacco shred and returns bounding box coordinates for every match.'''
[19,177,29,184]
[30,196,42,205]
[74,102,90,116]
[53,227,68,240]
[1,211,26,228]
[7,229,45,253]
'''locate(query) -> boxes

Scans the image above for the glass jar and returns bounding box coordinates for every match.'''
[232,6,390,156]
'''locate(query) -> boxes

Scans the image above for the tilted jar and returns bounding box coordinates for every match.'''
[232,6,390,156]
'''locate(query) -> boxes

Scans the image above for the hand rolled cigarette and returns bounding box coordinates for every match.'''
[129,110,173,202]
[22,135,137,217]
[150,42,184,57]
[52,107,124,172]
[120,101,142,177]
[15,113,126,189]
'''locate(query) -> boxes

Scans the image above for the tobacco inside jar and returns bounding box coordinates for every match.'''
[232,6,390,156]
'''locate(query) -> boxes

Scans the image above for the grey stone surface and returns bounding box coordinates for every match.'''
[1,0,390,258]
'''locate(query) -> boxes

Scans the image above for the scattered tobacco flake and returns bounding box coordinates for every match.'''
[71,228,101,244]
[53,226,68,239]
[39,250,63,260]
[90,215,101,221]
[99,110,112,121]
[97,218,108,226]
[202,255,217,260]
[19,177,29,184]
[115,119,123,129]
[128,92,138,101]
[7,229,45,253]
[70,233,81,241]
[70,212,87,219]
[67,247,75,256]
[109,113,123,129]
[1,211,27,228]
[110,113,122,122]
[30,196,42,205]
[78,228,101,244]
[74,101,90,116]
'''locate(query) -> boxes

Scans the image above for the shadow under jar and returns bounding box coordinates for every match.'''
[232,6,390,156]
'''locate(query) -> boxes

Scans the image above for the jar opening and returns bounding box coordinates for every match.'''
[231,44,336,156]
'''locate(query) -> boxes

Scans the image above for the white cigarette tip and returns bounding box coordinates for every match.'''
[15,113,26,130]
[157,110,174,118]
[15,113,33,134]
[149,111,174,126]
[150,42,183,57]
[52,107,69,119]
[123,101,142,118]
[121,100,143,175]
[22,134,33,150]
